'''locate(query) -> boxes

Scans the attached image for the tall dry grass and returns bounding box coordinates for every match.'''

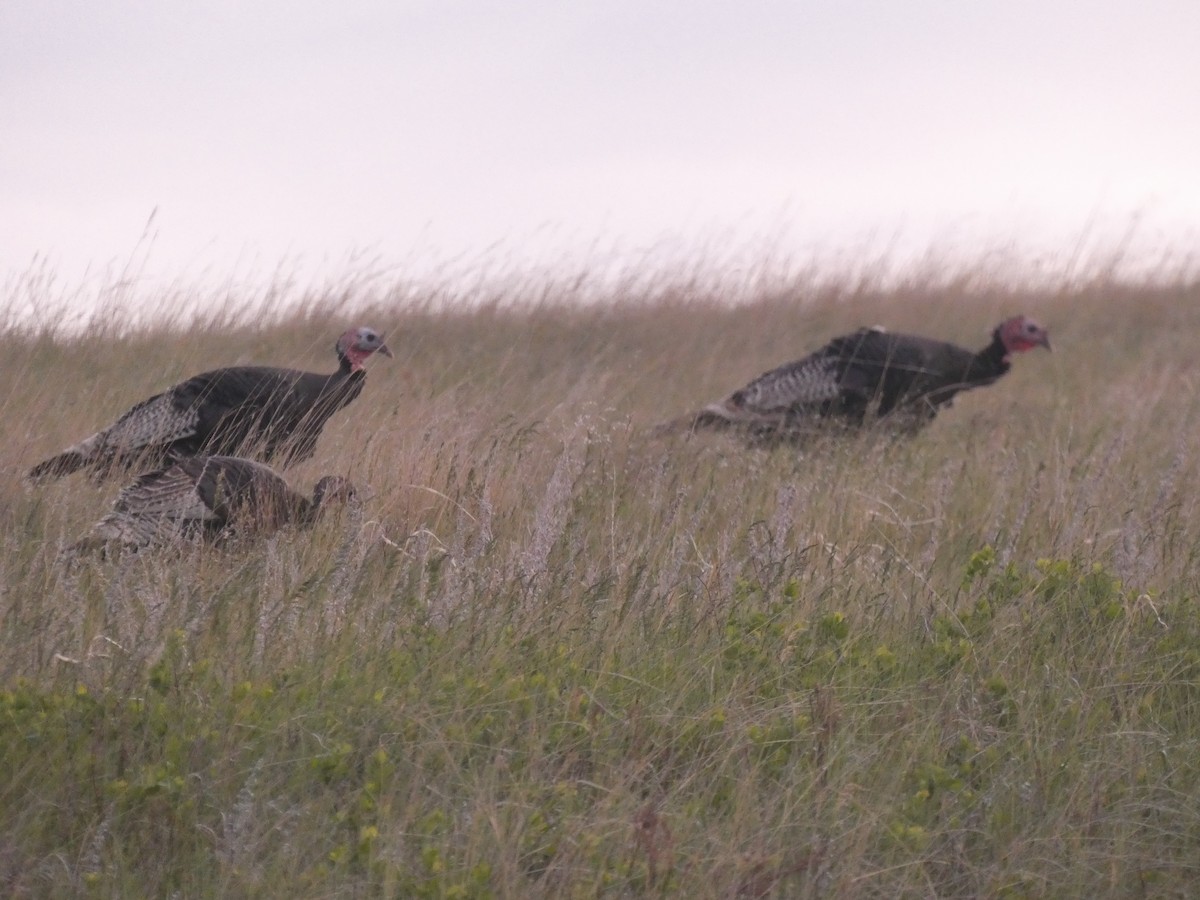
[2,253,1199,897]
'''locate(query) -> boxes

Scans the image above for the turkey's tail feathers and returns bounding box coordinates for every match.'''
[27,429,112,482]
[63,534,141,561]
[654,399,843,448]
[653,399,781,438]
[28,429,175,484]
[28,451,88,482]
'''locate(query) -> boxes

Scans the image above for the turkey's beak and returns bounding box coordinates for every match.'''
[378,343,394,358]
[1039,334,1052,352]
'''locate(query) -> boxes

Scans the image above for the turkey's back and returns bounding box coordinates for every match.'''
[823,328,980,419]
[85,456,306,550]
[156,365,364,464]
[728,326,981,429]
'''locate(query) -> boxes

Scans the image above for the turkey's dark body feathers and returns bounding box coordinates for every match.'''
[30,362,364,480]
[161,365,365,463]
[694,326,1011,440]
[72,455,347,552]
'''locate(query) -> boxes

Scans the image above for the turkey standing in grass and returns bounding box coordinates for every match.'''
[29,326,391,481]
[71,455,359,553]
[667,315,1051,441]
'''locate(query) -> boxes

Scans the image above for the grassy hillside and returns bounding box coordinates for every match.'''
[2,262,1200,897]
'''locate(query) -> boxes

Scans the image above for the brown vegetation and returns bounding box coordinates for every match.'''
[2,255,1199,896]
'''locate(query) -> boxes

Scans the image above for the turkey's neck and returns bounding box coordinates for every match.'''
[302,493,346,527]
[323,358,365,392]
[336,350,374,374]
[970,332,1011,381]
[295,496,319,526]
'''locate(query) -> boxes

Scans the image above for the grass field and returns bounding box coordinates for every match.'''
[2,257,1200,897]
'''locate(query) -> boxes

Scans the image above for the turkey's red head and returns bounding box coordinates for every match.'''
[337,326,393,371]
[997,316,1051,356]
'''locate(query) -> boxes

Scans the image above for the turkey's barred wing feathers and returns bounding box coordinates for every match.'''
[111,464,223,523]
[81,456,306,550]
[84,511,182,550]
[102,391,203,451]
[731,355,842,414]
[29,371,250,481]
[27,391,199,481]
[32,357,364,481]
[85,465,221,549]
[730,327,888,415]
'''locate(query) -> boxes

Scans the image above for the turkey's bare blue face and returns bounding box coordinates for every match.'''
[339,326,393,370]
[1000,316,1051,354]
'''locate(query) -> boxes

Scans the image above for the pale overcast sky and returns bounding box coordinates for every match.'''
[2,1,1198,291]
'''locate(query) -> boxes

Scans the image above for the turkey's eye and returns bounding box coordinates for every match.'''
[1025,323,1037,333]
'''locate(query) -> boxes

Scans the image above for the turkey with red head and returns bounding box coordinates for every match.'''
[29,325,391,481]
[669,315,1050,441]
[71,455,359,553]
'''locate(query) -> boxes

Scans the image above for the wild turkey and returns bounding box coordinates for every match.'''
[670,315,1051,440]
[29,325,391,481]
[71,455,358,552]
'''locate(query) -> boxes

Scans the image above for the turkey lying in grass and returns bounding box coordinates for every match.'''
[29,325,391,481]
[70,455,359,554]
[664,315,1051,442]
